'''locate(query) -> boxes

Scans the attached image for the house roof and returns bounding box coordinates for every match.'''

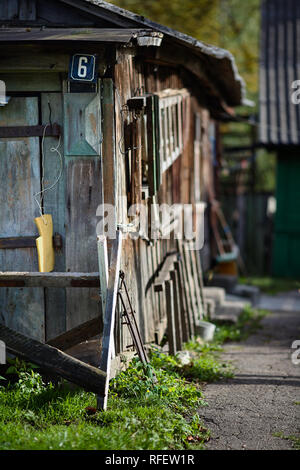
[59,0,247,108]
[0,27,154,44]
[0,0,247,112]
[259,0,300,146]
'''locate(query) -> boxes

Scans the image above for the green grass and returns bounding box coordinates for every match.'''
[0,306,266,450]
[0,346,226,450]
[207,305,269,344]
[239,276,300,295]
[273,432,300,450]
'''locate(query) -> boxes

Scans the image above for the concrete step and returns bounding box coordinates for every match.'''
[212,295,250,323]
[225,294,252,305]
[207,274,238,293]
[203,287,226,306]
[231,284,260,306]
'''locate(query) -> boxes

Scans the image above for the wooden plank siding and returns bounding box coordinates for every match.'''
[41,92,66,341]
[0,41,213,361]
[113,51,209,350]
[0,96,45,341]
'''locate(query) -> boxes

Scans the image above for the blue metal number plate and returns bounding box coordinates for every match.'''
[69,54,97,82]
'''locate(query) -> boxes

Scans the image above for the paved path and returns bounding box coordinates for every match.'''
[258,290,300,312]
[199,300,300,450]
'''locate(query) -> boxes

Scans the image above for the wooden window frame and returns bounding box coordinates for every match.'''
[128,89,189,199]
[156,89,189,174]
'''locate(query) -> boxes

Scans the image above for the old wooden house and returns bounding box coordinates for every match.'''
[0,0,245,390]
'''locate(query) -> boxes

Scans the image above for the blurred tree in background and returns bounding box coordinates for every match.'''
[111,0,260,96]
[111,0,274,193]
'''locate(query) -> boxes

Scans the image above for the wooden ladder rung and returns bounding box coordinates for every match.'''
[0,272,100,288]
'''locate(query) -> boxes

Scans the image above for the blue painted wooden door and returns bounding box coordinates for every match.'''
[0,97,45,341]
[0,91,104,341]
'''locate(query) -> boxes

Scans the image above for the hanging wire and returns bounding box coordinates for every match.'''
[34,108,63,224]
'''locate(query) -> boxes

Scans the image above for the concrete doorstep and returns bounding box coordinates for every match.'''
[203,286,252,324]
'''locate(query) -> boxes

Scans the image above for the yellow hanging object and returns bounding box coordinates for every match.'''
[34,214,55,273]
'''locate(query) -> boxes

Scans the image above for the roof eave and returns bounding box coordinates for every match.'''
[60,0,246,108]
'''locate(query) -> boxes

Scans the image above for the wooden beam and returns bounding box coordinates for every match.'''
[97,235,115,359]
[178,241,197,333]
[189,249,204,321]
[97,235,109,318]
[0,323,106,395]
[170,270,182,351]
[0,236,37,249]
[146,95,157,196]
[176,256,194,338]
[102,79,116,208]
[174,260,190,342]
[145,45,219,101]
[0,49,107,73]
[165,279,176,355]
[0,234,63,250]
[131,112,142,207]
[0,124,61,138]
[0,272,100,288]
[195,251,206,316]
[0,51,69,72]
[47,316,102,351]
[98,230,122,410]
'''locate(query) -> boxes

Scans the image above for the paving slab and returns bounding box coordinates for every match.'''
[258,290,300,312]
[199,293,300,450]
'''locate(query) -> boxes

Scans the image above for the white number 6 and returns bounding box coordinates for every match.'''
[78,56,88,78]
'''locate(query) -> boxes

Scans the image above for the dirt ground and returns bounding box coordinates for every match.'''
[199,302,300,450]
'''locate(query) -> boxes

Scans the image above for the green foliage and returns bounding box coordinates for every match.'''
[111,0,260,94]
[111,0,219,42]
[0,348,216,450]
[219,130,276,194]
[212,306,269,344]
[254,149,276,192]
[5,357,39,375]
[239,276,300,295]
[0,305,265,450]
[288,436,300,450]
[148,347,233,383]
[273,432,300,450]
[110,355,206,410]
[14,371,51,398]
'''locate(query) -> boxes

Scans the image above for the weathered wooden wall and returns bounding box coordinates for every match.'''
[0,42,215,357]
[113,50,214,348]
[0,71,104,342]
[0,96,44,341]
